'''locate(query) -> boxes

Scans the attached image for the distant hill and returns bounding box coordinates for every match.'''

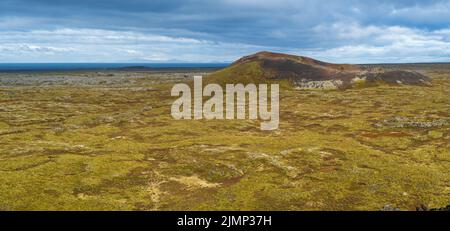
[207,51,431,89]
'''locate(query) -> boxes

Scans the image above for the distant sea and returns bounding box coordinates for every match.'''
[0,63,229,72]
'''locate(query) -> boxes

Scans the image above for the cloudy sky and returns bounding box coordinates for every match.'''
[0,0,449,63]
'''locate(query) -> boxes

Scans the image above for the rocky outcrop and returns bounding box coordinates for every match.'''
[214,51,431,89]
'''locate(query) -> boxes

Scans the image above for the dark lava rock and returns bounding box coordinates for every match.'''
[213,51,432,89]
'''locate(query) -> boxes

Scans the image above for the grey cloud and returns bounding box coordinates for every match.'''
[0,0,449,62]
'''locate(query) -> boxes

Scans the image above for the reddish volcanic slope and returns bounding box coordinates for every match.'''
[217,51,431,89]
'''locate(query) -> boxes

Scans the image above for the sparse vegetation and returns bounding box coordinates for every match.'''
[0,63,448,211]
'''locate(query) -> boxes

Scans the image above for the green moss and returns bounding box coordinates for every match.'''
[0,69,449,210]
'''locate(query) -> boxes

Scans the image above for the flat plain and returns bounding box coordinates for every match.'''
[0,64,448,210]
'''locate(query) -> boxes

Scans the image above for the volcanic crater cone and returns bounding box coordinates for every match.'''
[208,51,431,89]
